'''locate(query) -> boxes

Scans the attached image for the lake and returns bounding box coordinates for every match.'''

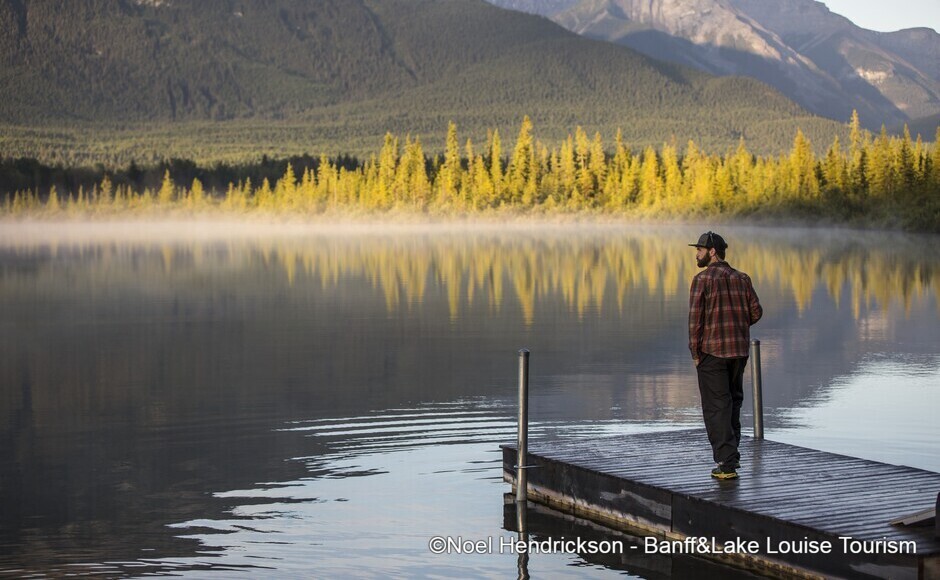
[1,221,938,578]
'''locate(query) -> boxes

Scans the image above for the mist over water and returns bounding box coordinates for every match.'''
[1,222,937,577]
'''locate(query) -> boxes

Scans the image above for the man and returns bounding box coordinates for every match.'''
[688,231,762,480]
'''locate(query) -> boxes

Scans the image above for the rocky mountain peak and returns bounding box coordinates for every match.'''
[726,0,855,38]
[489,0,940,129]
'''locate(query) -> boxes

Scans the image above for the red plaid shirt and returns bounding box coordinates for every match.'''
[689,261,762,361]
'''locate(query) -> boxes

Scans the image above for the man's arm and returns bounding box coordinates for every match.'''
[747,277,762,325]
[689,275,705,364]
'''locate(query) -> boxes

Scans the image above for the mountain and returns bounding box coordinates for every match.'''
[868,28,940,84]
[0,0,847,164]
[727,0,940,125]
[487,0,940,132]
[479,0,576,17]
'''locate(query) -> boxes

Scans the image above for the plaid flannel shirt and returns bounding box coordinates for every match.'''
[689,261,762,361]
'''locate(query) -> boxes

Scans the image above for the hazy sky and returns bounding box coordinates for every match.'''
[822,0,939,32]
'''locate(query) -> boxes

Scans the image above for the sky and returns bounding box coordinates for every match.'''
[822,0,940,33]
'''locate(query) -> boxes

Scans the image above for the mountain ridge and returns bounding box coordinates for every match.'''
[0,0,851,163]
[486,0,940,131]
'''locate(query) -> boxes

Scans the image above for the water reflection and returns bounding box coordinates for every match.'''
[0,223,937,577]
[2,224,938,324]
[156,406,680,578]
[774,355,940,470]
[503,500,762,579]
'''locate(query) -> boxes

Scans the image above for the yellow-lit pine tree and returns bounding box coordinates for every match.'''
[729,139,754,208]
[507,116,534,205]
[527,141,548,206]
[847,110,869,195]
[822,136,847,197]
[376,133,399,209]
[683,143,713,210]
[588,132,607,207]
[99,176,114,207]
[299,166,316,211]
[255,178,274,210]
[893,126,916,194]
[437,122,460,207]
[471,148,494,209]
[638,146,662,208]
[574,127,592,203]
[489,129,504,205]
[787,129,819,202]
[157,170,175,206]
[315,155,337,208]
[660,143,681,212]
[189,177,205,209]
[866,126,893,199]
[46,185,59,213]
[275,164,297,211]
[912,135,926,183]
[558,137,578,207]
[400,136,431,209]
[462,138,476,209]
[932,127,940,188]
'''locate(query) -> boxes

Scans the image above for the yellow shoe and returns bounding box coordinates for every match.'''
[711,466,738,480]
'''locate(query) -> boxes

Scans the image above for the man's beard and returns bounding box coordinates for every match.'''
[697,255,710,268]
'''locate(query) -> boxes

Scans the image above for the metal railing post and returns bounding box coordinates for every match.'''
[516,498,529,579]
[751,339,764,440]
[516,349,530,503]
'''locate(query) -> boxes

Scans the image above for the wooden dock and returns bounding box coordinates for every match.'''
[501,429,940,579]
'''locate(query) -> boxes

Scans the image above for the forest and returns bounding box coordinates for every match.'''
[3,115,939,231]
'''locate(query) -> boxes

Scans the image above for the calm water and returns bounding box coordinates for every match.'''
[1,222,938,578]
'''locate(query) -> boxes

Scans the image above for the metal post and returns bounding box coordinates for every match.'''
[516,499,529,579]
[933,493,940,540]
[750,339,764,440]
[516,349,530,503]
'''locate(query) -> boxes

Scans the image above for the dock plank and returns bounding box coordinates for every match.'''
[502,429,940,579]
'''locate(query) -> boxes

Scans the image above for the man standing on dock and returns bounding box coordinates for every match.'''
[688,232,762,480]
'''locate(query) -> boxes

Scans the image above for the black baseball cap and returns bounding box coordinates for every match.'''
[689,231,727,251]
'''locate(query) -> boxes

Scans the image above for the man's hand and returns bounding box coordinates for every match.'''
[693,358,700,367]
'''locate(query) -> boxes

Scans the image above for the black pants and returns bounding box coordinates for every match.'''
[696,354,747,467]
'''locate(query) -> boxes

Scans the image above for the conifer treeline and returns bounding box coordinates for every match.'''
[4,115,939,230]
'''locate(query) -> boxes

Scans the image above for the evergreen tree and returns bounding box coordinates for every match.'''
[438,122,460,206]
[822,136,847,195]
[157,170,175,205]
[660,143,681,211]
[729,139,753,201]
[508,116,534,205]
[559,136,577,204]
[47,185,60,212]
[190,177,205,208]
[713,160,733,210]
[574,127,593,200]
[588,132,607,205]
[638,146,661,207]
[490,129,503,204]
[99,176,114,206]
[788,129,819,201]
[255,178,274,209]
[376,133,399,209]
[847,110,869,195]
[404,136,431,208]
[932,128,940,188]
[471,148,494,209]
[866,126,893,198]
[315,154,335,207]
[275,164,297,210]
[893,126,916,194]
